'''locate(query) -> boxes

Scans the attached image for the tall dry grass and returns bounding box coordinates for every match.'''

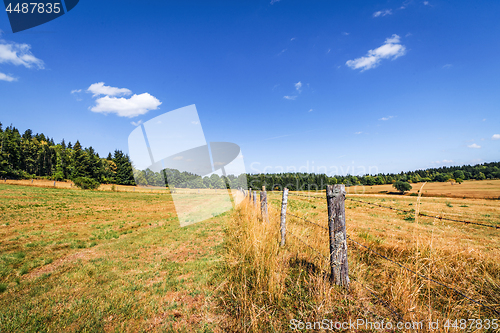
[216,195,500,332]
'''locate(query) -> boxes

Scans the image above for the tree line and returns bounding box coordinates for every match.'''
[1,122,499,190]
[245,162,500,191]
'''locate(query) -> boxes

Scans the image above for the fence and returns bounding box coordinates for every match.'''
[242,187,500,319]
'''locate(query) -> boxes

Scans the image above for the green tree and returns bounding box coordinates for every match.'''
[393,181,412,194]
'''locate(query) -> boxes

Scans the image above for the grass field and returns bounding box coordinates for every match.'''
[216,191,499,331]
[346,179,500,199]
[1,180,499,332]
[0,183,225,332]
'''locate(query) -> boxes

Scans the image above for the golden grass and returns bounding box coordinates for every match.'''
[354,179,500,199]
[216,189,500,332]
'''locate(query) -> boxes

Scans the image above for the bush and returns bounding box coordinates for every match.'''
[73,177,100,190]
[393,180,412,194]
[52,171,64,181]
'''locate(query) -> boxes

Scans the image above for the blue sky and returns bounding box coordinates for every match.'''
[1,0,499,176]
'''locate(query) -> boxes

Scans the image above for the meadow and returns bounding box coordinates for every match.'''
[218,187,500,332]
[0,183,225,332]
[0,180,499,332]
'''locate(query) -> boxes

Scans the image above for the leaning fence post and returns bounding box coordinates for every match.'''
[280,188,289,246]
[326,184,349,289]
[260,186,268,223]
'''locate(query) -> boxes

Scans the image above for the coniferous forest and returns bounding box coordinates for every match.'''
[1,122,499,190]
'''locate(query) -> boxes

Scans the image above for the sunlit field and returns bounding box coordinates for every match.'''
[1,180,499,332]
[218,185,500,332]
[0,183,225,332]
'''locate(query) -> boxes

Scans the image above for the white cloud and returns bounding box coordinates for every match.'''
[295,81,302,92]
[442,159,453,163]
[283,95,297,100]
[87,82,132,97]
[0,38,43,82]
[355,131,362,134]
[270,0,280,4]
[290,37,296,41]
[373,9,392,17]
[191,121,199,125]
[379,116,394,121]
[0,39,44,69]
[308,109,313,112]
[131,120,143,126]
[423,1,430,5]
[346,34,406,71]
[277,48,287,56]
[71,89,82,94]
[342,32,350,36]
[0,72,16,82]
[492,134,500,140]
[442,64,452,69]
[90,93,161,118]
[467,143,481,149]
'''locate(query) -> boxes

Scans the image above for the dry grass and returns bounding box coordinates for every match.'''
[0,183,225,332]
[351,179,500,199]
[216,188,500,332]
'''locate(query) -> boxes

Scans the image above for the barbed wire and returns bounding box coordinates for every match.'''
[288,229,329,262]
[346,236,500,316]
[253,190,500,315]
[349,277,405,322]
[347,198,500,230]
[287,212,329,231]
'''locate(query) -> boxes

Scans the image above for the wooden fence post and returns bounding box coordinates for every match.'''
[249,188,252,202]
[280,188,289,246]
[253,191,257,206]
[260,187,268,223]
[326,184,349,289]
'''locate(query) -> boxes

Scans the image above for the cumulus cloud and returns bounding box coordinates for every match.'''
[0,37,44,82]
[87,82,132,97]
[467,143,481,149]
[0,39,44,69]
[492,134,500,140]
[0,72,16,82]
[373,9,392,17]
[283,95,297,100]
[346,34,406,71]
[90,93,161,118]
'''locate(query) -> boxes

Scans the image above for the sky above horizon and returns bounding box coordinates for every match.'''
[1,0,499,176]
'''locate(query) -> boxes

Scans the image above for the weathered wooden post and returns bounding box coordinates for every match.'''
[249,188,252,202]
[260,186,268,223]
[253,191,257,206]
[280,188,289,246]
[326,184,349,289]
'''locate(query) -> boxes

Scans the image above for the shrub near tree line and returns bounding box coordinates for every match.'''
[393,180,412,194]
[73,177,100,190]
